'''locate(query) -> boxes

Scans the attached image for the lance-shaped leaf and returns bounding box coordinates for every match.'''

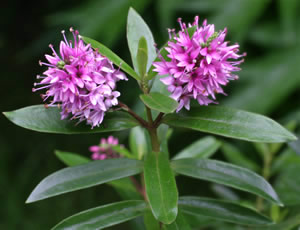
[163,210,192,230]
[163,106,297,143]
[137,36,148,78]
[55,151,90,166]
[54,151,141,200]
[289,136,300,155]
[144,152,178,224]
[130,126,150,160]
[171,158,282,206]
[173,136,221,160]
[140,92,178,114]
[179,196,273,226]
[110,145,135,159]
[82,36,140,80]
[52,200,148,230]
[144,211,160,230]
[127,7,156,74]
[26,158,143,203]
[3,105,138,134]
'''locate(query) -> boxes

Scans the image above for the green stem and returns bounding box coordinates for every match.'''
[256,150,274,211]
[149,127,160,152]
[146,106,160,152]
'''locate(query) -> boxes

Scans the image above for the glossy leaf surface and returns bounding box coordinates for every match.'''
[27,158,143,203]
[54,151,141,200]
[130,126,150,160]
[163,210,191,230]
[172,158,282,205]
[163,106,297,143]
[4,105,138,134]
[82,36,140,80]
[140,92,178,114]
[136,36,148,78]
[55,151,90,166]
[52,200,148,230]
[179,196,273,226]
[173,136,221,160]
[144,152,178,224]
[127,8,156,74]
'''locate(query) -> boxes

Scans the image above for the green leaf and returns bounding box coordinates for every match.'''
[127,7,156,75]
[221,142,260,172]
[179,196,273,226]
[171,158,282,206]
[172,136,221,160]
[144,211,160,230]
[130,126,150,160]
[52,200,148,230]
[137,36,148,78]
[157,124,172,156]
[163,106,297,143]
[163,210,191,230]
[26,158,143,203]
[55,151,90,167]
[275,164,300,205]
[3,105,138,134]
[54,151,141,200]
[270,120,298,154]
[110,145,135,159]
[140,92,178,114]
[107,178,142,200]
[211,184,240,201]
[289,136,300,155]
[82,36,140,81]
[183,213,212,228]
[144,152,178,224]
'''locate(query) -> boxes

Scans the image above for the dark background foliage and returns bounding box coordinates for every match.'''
[1,0,300,229]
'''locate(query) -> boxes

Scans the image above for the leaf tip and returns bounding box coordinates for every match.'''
[2,111,10,119]
[25,195,34,204]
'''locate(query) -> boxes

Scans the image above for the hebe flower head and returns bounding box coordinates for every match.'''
[153,17,246,112]
[89,136,122,160]
[33,28,127,128]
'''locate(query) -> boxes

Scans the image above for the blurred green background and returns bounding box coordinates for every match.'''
[1,0,300,229]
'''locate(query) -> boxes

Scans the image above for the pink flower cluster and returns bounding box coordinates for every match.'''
[153,17,245,112]
[33,28,127,128]
[89,136,122,160]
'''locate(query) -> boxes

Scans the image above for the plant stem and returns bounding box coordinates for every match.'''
[118,101,149,128]
[149,127,160,152]
[130,176,147,200]
[256,150,274,211]
[145,106,160,152]
[153,112,164,128]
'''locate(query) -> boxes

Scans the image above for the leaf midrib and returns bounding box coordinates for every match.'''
[164,115,288,141]
[172,162,276,203]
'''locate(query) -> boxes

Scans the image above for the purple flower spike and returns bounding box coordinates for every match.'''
[33,28,128,128]
[89,136,122,160]
[153,17,246,112]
